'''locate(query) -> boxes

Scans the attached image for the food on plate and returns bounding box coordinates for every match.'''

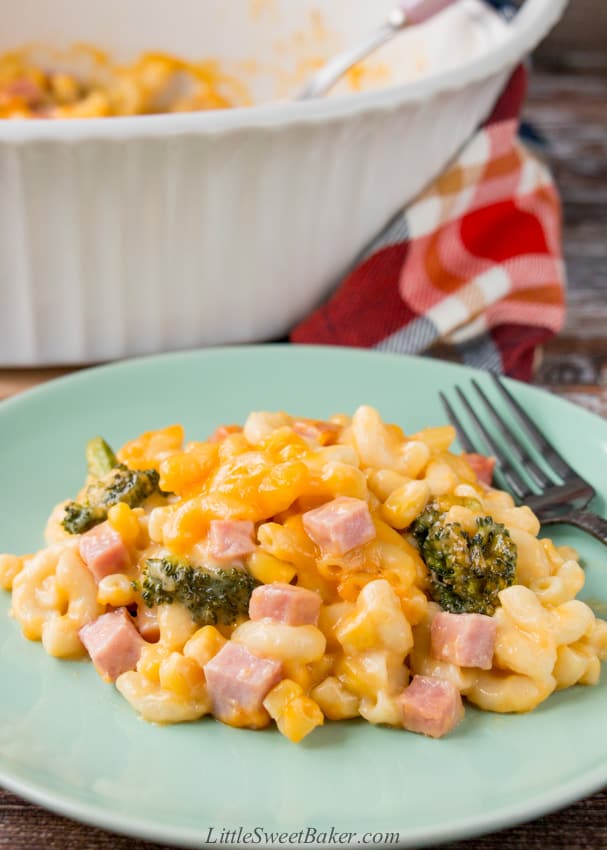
[1,406,606,743]
[412,502,517,616]
[0,45,245,118]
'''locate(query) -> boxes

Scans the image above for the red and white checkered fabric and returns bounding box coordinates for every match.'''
[291,68,566,381]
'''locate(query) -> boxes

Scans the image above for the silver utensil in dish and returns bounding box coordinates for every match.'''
[441,375,607,544]
[297,0,460,99]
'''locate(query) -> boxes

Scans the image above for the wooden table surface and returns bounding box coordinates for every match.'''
[1,58,607,850]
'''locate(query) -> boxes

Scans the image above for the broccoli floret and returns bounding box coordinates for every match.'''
[85,436,119,478]
[83,465,159,510]
[409,499,445,542]
[62,502,108,535]
[62,439,160,535]
[413,501,516,615]
[141,557,260,626]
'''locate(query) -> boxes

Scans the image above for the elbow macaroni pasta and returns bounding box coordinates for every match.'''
[2,406,606,743]
[0,44,248,119]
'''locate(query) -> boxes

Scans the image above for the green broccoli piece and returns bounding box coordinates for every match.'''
[85,436,119,478]
[141,557,260,626]
[62,439,160,535]
[62,502,108,535]
[412,501,517,615]
[83,465,159,511]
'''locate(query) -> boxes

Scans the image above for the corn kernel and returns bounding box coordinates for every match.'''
[281,660,315,691]
[311,676,360,720]
[247,550,296,585]
[276,696,324,743]
[306,654,335,689]
[334,655,377,700]
[137,644,169,683]
[263,679,303,719]
[159,652,207,700]
[107,503,140,546]
[183,625,226,668]
[335,609,378,653]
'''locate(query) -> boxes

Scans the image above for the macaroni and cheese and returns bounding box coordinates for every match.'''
[1,406,605,742]
[0,45,247,118]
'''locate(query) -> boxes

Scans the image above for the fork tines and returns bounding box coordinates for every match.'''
[440,375,591,505]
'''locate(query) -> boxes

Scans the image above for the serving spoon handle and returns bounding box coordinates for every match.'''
[296,0,459,100]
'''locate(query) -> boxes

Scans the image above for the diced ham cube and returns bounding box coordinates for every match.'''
[292,419,340,446]
[208,519,256,561]
[399,675,464,738]
[134,605,160,643]
[5,77,43,105]
[302,497,376,556]
[208,424,243,443]
[203,641,282,727]
[79,608,145,682]
[462,453,496,485]
[79,521,130,582]
[431,611,496,670]
[249,582,322,626]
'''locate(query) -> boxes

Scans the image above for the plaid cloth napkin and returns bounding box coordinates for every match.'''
[290,65,566,382]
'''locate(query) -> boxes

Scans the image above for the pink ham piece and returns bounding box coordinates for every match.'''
[79,521,130,582]
[292,418,340,445]
[208,519,256,561]
[79,608,145,682]
[204,641,282,726]
[4,77,43,105]
[462,453,496,485]
[208,424,242,443]
[302,497,375,556]
[134,605,160,643]
[431,611,496,670]
[400,675,464,738]
[249,582,322,626]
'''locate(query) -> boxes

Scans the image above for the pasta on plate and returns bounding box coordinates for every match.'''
[1,406,606,743]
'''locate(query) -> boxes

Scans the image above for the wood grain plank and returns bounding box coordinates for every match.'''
[537,0,607,60]
[1,784,607,850]
[0,369,73,401]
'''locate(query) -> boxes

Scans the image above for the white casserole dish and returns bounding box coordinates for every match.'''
[0,0,568,365]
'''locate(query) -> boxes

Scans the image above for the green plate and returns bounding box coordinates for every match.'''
[1,346,606,848]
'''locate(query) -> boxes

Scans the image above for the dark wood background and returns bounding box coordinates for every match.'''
[1,3,606,848]
[529,0,607,423]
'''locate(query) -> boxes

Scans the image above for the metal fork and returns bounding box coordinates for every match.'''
[296,0,459,100]
[440,374,607,544]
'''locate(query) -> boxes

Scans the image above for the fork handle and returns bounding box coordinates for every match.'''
[398,0,458,25]
[540,510,607,546]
